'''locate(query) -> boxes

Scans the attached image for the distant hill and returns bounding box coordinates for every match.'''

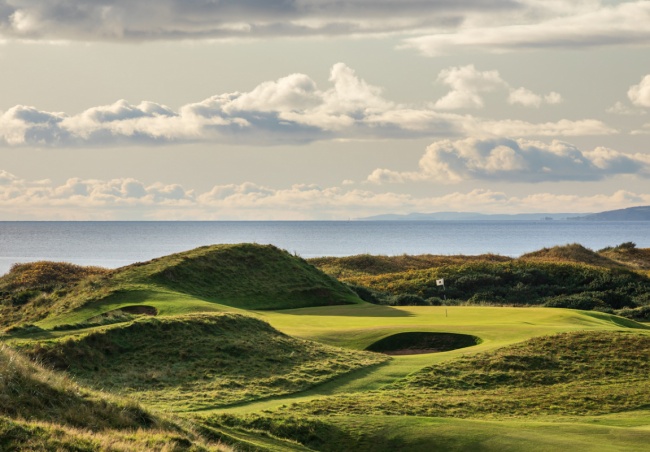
[569,205,650,221]
[359,211,582,221]
[359,205,650,221]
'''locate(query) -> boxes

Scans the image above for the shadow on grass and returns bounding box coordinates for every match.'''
[274,304,414,318]
[193,360,393,413]
[582,311,650,330]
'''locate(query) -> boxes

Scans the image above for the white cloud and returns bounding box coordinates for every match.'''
[434,65,506,110]
[404,1,650,55]
[0,63,611,147]
[628,74,650,108]
[467,119,616,137]
[508,88,563,108]
[433,65,563,110]
[0,169,648,220]
[606,101,645,116]
[367,137,650,184]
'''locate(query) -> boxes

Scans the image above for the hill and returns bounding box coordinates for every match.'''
[16,313,386,411]
[1,243,362,331]
[0,344,232,451]
[309,243,650,319]
[570,205,650,221]
[358,212,581,221]
[280,330,650,419]
[212,330,650,451]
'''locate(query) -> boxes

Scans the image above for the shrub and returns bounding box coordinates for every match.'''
[544,293,609,311]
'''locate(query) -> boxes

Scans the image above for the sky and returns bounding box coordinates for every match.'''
[1,0,649,220]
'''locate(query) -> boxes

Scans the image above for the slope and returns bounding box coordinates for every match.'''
[16,313,387,411]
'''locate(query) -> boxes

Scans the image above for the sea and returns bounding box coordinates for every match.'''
[1,221,649,275]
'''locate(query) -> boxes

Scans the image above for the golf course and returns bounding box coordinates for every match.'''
[1,243,649,451]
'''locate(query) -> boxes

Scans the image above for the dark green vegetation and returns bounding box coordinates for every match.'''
[365,332,480,355]
[1,242,649,450]
[312,243,650,320]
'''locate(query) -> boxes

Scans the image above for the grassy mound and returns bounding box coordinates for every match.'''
[1,244,362,330]
[520,243,622,267]
[0,344,159,431]
[365,332,480,355]
[398,330,649,390]
[279,331,650,418]
[20,313,387,411]
[0,262,110,329]
[310,253,512,279]
[140,244,361,310]
[599,242,650,270]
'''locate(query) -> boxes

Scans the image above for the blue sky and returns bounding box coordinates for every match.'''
[1,0,649,219]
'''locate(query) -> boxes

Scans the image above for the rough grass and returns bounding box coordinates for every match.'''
[18,313,387,411]
[143,244,361,310]
[0,261,111,329]
[0,344,158,431]
[520,243,624,267]
[0,416,234,452]
[204,412,650,452]
[309,253,512,279]
[276,330,650,419]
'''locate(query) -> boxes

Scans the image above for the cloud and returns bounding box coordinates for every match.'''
[508,88,563,108]
[404,1,650,55]
[0,63,613,147]
[467,119,616,137]
[628,74,650,108]
[367,137,650,184]
[0,0,536,42]
[433,65,563,110]
[434,65,506,109]
[606,101,646,116]
[1,169,649,220]
[631,123,650,135]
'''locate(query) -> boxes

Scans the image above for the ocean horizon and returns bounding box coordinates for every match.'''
[0,221,650,274]
[1,220,649,275]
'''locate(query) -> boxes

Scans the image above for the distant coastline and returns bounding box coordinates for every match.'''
[358,205,650,222]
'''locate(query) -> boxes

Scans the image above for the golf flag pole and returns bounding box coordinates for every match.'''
[436,278,446,300]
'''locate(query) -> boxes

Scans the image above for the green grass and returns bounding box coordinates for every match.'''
[268,330,650,419]
[17,313,387,411]
[204,412,650,452]
[3,243,650,450]
[1,244,363,333]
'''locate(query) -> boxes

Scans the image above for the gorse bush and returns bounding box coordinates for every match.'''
[329,259,650,314]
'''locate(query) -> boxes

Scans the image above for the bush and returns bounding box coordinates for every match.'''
[346,284,383,304]
[544,292,609,311]
[615,305,650,321]
[387,293,428,306]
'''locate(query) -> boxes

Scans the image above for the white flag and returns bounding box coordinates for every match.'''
[436,278,445,286]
